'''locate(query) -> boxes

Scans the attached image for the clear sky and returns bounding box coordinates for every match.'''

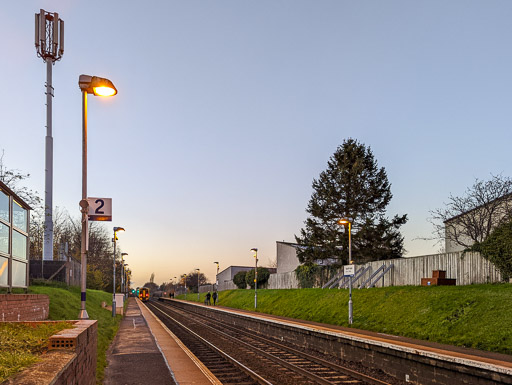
[2,1,512,288]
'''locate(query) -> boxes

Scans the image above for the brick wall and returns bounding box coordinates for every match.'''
[50,320,98,385]
[3,320,98,385]
[0,294,49,321]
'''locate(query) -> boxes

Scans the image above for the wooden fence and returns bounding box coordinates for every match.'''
[266,251,503,290]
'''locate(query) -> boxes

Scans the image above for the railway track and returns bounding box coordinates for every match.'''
[146,300,395,385]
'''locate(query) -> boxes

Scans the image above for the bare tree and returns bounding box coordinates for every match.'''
[430,175,512,250]
[0,150,41,208]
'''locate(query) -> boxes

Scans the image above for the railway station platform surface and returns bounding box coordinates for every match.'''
[104,297,219,385]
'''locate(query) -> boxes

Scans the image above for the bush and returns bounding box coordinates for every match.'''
[233,271,248,289]
[295,264,319,288]
[245,267,270,289]
[472,220,512,280]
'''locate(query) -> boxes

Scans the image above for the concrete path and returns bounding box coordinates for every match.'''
[104,298,176,385]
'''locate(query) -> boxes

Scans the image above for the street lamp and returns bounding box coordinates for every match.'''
[337,218,353,324]
[121,253,128,297]
[78,74,117,320]
[183,274,187,300]
[250,248,258,309]
[213,261,219,289]
[195,268,200,301]
[112,227,125,317]
[125,268,131,296]
[171,276,176,297]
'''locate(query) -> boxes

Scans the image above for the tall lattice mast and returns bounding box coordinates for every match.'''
[35,10,64,261]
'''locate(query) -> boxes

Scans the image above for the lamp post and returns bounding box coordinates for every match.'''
[195,268,200,301]
[183,274,187,300]
[123,263,129,298]
[78,75,117,320]
[250,248,258,309]
[337,218,353,324]
[126,268,131,296]
[112,227,125,317]
[213,261,219,290]
[121,253,128,297]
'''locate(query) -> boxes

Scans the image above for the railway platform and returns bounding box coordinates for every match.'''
[162,298,512,385]
[104,297,219,385]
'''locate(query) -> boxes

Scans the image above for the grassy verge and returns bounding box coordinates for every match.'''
[0,321,73,382]
[179,284,512,355]
[29,282,122,384]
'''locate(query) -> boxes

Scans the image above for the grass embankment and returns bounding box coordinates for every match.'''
[29,282,122,384]
[0,321,73,382]
[180,284,512,355]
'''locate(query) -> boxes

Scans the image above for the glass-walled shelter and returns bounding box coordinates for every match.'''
[0,180,31,291]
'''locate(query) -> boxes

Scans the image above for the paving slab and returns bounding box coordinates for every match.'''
[138,299,220,385]
[104,298,176,385]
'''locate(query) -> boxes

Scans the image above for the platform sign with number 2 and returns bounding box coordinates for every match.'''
[87,197,112,221]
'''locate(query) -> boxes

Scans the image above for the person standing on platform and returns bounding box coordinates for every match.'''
[206,291,211,305]
[212,291,218,306]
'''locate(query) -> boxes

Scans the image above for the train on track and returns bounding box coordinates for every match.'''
[138,287,150,302]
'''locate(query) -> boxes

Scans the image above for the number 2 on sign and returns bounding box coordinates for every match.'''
[95,199,105,214]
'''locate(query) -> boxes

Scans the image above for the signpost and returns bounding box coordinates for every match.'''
[344,264,355,324]
[87,197,112,221]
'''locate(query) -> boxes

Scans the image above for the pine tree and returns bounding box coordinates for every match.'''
[295,138,407,265]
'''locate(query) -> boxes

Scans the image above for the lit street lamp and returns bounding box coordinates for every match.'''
[250,248,258,309]
[195,268,200,301]
[112,227,125,317]
[337,218,353,324]
[78,74,117,320]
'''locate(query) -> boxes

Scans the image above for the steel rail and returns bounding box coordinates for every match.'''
[148,302,273,385]
[187,306,390,385]
[153,301,391,385]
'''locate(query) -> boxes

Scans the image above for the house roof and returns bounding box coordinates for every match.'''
[443,192,512,224]
[0,180,32,210]
[277,241,301,247]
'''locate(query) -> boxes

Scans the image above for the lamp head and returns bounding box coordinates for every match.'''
[121,252,128,256]
[250,248,258,253]
[79,74,117,96]
[337,219,351,225]
[114,227,125,233]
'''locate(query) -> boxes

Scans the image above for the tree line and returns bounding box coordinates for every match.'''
[1,152,127,292]
[3,138,512,293]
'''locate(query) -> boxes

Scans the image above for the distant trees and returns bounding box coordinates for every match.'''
[431,174,512,251]
[182,270,209,292]
[295,139,407,265]
[142,277,159,292]
[0,153,123,291]
[233,271,247,289]
[245,267,270,289]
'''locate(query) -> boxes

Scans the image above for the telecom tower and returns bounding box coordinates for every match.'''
[35,10,64,261]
